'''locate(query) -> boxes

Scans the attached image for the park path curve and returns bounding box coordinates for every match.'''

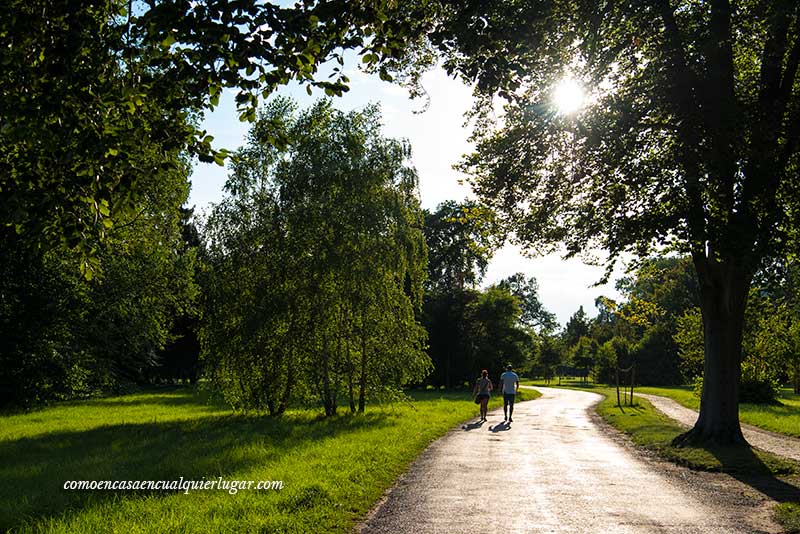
[637,392,800,462]
[359,387,771,534]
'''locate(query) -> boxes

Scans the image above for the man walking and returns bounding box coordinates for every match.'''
[499,364,520,422]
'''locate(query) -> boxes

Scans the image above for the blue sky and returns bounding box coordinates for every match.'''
[188,59,626,326]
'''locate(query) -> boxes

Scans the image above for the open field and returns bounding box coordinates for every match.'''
[1,387,538,533]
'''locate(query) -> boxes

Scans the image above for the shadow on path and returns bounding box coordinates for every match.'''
[462,420,484,431]
[709,446,800,504]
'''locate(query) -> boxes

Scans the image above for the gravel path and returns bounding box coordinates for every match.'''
[637,392,800,462]
[359,387,776,533]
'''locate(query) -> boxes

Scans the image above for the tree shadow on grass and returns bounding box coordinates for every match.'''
[0,411,390,531]
[74,393,224,410]
[708,445,800,504]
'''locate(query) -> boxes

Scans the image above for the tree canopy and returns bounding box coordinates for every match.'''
[391,0,800,446]
[201,98,429,415]
[0,0,428,268]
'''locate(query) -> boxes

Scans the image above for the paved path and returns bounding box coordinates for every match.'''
[360,387,767,533]
[637,392,800,462]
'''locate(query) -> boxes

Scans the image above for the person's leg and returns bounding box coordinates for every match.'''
[507,394,515,421]
[503,395,509,420]
[481,397,488,420]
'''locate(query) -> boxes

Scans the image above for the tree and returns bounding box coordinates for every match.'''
[420,200,500,387]
[537,335,565,385]
[423,201,500,294]
[396,1,800,446]
[615,257,700,385]
[464,286,532,379]
[677,290,792,404]
[498,273,557,333]
[563,306,590,349]
[201,99,430,415]
[570,336,597,383]
[0,136,197,406]
[1,0,431,267]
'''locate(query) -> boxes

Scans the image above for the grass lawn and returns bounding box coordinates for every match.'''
[0,386,538,533]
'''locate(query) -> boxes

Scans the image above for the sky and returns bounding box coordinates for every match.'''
[188,61,627,326]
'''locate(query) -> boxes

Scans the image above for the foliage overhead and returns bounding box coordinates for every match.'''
[0,0,431,268]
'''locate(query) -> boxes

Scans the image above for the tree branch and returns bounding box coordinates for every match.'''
[705,0,738,216]
[778,6,800,113]
[658,0,707,256]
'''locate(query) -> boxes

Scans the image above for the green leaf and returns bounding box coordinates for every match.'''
[160,34,176,48]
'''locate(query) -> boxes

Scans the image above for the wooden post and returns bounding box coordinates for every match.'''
[616,367,621,407]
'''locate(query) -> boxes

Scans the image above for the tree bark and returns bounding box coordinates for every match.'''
[321,332,336,417]
[358,307,368,413]
[673,255,751,447]
[276,353,294,416]
[348,364,356,414]
[794,360,800,395]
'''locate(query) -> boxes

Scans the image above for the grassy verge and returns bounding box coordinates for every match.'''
[525,380,800,533]
[775,503,800,533]
[0,386,537,533]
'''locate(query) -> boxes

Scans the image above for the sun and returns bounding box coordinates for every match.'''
[552,77,586,115]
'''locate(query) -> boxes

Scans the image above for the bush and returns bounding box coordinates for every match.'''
[739,376,781,405]
[693,376,781,404]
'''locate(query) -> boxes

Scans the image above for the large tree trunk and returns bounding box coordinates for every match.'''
[673,255,751,447]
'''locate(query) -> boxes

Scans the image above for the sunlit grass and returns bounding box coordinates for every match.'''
[775,502,800,533]
[1,386,538,533]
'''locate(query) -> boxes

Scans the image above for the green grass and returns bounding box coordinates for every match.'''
[593,390,796,474]
[0,386,538,533]
[775,502,800,533]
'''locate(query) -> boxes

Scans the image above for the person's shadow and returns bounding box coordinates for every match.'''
[462,420,485,431]
[489,421,511,432]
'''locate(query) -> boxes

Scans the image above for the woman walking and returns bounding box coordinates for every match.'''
[473,369,493,422]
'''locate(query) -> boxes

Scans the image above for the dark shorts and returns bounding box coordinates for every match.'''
[503,393,516,407]
[476,393,490,401]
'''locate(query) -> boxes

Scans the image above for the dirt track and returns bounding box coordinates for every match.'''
[359,387,780,534]
[637,392,800,462]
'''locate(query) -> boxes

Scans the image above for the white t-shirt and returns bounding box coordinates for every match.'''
[499,371,519,395]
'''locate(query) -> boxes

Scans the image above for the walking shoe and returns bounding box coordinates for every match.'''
[508,417,513,422]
